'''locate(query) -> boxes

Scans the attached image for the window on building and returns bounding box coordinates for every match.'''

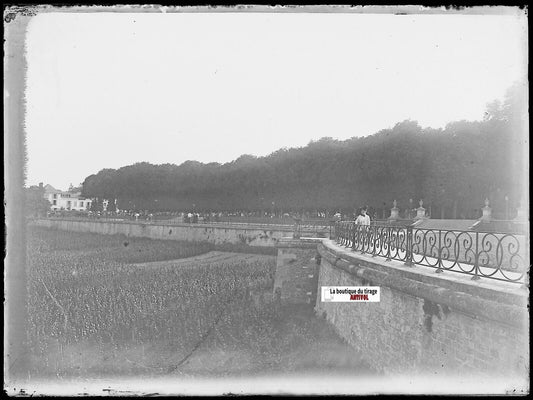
[53,200,57,205]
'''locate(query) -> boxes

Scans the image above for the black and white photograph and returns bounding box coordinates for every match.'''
[4,4,529,396]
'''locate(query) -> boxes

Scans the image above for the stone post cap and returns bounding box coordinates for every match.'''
[480,198,492,222]
[515,194,528,221]
[414,200,427,220]
[389,199,400,220]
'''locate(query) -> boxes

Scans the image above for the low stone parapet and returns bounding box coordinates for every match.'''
[315,239,529,376]
[30,218,293,246]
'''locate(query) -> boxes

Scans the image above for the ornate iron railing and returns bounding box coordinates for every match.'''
[334,221,528,284]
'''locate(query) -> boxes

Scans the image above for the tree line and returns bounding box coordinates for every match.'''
[82,83,527,220]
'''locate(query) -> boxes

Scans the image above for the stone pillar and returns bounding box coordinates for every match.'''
[292,217,301,239]
[414,200,427,220]
[480,198,492,223]
[273,237,323,305]
[515,194,528,222]
[389,199,400,221]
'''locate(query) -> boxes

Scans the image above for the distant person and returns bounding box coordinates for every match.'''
[355,208,371,226]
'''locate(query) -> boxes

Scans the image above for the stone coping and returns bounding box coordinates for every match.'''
[319,240,528,329]
[32,218,295,232]
[276,237,325,248]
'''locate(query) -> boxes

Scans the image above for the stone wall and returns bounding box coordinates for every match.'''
[31,218,293,247]
[315,240,529,377]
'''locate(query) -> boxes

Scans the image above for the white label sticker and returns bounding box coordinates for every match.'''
[321,286,380,302]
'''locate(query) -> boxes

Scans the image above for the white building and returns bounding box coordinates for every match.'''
[43,184,92,211]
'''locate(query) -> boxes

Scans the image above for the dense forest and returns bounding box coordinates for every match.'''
[82,83,527,219]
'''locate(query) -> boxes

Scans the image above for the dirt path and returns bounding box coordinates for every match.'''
[133,251,273,269]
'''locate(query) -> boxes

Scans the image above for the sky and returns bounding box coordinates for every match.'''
[24,8,528,190]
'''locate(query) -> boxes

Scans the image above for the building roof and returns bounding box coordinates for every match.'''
[472,220,527,234]
[412,218,528,234]
[43,184,59,193]
[413,219,479,231]
[43,184,89,200]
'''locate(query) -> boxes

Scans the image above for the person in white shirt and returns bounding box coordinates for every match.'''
[355,208,371,226]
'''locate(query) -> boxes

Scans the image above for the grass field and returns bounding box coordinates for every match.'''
[27,227,375,379]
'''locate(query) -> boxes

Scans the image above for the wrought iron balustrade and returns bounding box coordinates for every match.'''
[333,221,528,284]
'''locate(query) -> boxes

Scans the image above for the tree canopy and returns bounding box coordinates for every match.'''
[82,84,527,219]
[25,185,52,217]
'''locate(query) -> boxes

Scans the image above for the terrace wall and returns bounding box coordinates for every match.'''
[31,218,293,246]
[314,239,529,376]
